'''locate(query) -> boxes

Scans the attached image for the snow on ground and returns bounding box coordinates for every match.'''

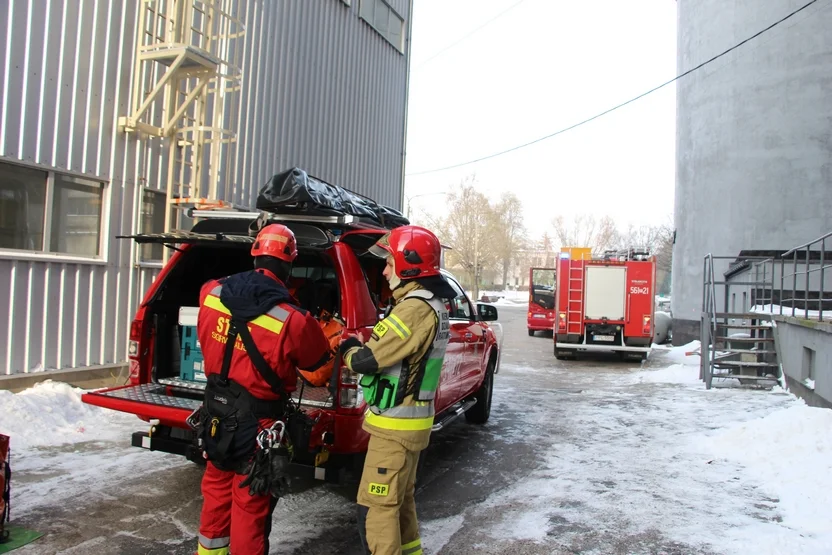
[467,289,528,306]
[0,380,141,450]
[457,343,832,554]
[1,380,188,517]
[3,343,831,554]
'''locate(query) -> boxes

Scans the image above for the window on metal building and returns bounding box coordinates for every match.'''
[0,161,105,257]
[140,189,167,262]
[359,0,405,53]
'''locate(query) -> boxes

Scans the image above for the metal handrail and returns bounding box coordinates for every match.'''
[745,232,831,322]
[780,230,832,257]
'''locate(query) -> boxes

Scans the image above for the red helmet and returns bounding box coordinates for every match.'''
[369,225,441,279]
[251,223,298,263]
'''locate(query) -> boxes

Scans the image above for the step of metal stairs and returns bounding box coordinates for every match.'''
[711,374,778,381]
[713,360,779,368]
[713,312,772,320]
[714,349,778,355]
[715,336,774,342]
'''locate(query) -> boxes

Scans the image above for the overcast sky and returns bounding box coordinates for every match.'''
[403,0,678,241]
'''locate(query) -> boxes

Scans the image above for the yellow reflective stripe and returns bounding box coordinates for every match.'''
[198,543,229,555]
[204,295,283,335]
[250,313,284,335]
[364,410,434,431]
[388,314,412,337]
[204,295,230,315]
[402,538,422,553]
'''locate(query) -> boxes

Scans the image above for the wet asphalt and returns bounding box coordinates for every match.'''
[10,304,787,554]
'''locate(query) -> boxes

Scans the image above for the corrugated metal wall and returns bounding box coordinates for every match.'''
[0,0,412,375]
[232,0,410,209]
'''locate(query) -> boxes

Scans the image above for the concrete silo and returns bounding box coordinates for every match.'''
[672,0,832,342]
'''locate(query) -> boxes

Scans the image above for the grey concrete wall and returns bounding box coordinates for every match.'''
[672,0,832,342]
[773,316,832,408]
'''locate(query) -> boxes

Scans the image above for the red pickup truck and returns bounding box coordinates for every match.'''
[82,211,501,482]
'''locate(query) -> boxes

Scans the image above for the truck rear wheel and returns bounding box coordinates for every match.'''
[465,358,494,424]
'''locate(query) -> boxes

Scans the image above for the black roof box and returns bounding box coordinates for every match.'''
[256,167,409,230]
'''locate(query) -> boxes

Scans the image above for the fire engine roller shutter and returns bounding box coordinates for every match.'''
[584,266,627,321]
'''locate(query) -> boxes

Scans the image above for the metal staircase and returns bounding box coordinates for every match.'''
[700,312,780,389]
[118,0,246,240]
[701,255,781,389]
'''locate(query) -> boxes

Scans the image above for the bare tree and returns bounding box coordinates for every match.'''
[493,192,527,290]
[538,232,555,265]
[614,217,674,295]
[428,176,499,299]
[552,214,619,254]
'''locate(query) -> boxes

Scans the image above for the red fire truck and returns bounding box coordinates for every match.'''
[527,267,556,336]
[554,248,656,360]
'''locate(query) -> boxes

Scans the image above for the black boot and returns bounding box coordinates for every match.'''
[356,505,371,554]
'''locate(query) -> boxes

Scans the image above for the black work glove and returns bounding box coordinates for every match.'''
[338,336,363,356]
[268,447,292,499]
[239,450,271,497]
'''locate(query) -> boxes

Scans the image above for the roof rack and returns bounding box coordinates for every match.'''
[599,247,652,261]
[178,204,388,231]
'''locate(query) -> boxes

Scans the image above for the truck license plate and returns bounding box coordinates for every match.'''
[533,314,546,319]
[594,335,614,342]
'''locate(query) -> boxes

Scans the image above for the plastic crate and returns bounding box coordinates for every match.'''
[179,307,206,383]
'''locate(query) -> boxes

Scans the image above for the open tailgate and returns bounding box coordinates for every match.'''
[82,381,336,428]
[82,384,200,427]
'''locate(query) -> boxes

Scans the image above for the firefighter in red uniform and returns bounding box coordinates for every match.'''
[195,223,331,555]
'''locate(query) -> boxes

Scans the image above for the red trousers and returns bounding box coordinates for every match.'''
[198,462,277,555]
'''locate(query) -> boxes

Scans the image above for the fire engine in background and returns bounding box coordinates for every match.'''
[554,247,656,361]
[527,267,557,337]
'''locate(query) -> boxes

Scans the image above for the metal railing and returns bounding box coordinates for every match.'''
[702,254,776,322]
[701,254,776,383]
[751,231,832,322]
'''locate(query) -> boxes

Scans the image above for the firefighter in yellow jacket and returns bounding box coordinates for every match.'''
[339,225,453,555]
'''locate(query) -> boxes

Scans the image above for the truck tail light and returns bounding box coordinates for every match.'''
[642,315,652,335]
[128,318,143,382]
[558,312,567,331]
[129,319,142,356]
[338,364,364,408]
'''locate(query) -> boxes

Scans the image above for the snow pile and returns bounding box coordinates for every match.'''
[633,363,701,385]
[0,380,138,450]
[632,342,701,384]
[752,304,831,321]
[660,340,700,365]
[493,297,525,306]
[703,403,832,542]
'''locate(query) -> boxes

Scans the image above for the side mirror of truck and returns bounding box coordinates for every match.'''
[477,303,498,322]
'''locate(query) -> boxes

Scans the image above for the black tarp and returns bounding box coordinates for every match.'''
[256,168,409,229]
